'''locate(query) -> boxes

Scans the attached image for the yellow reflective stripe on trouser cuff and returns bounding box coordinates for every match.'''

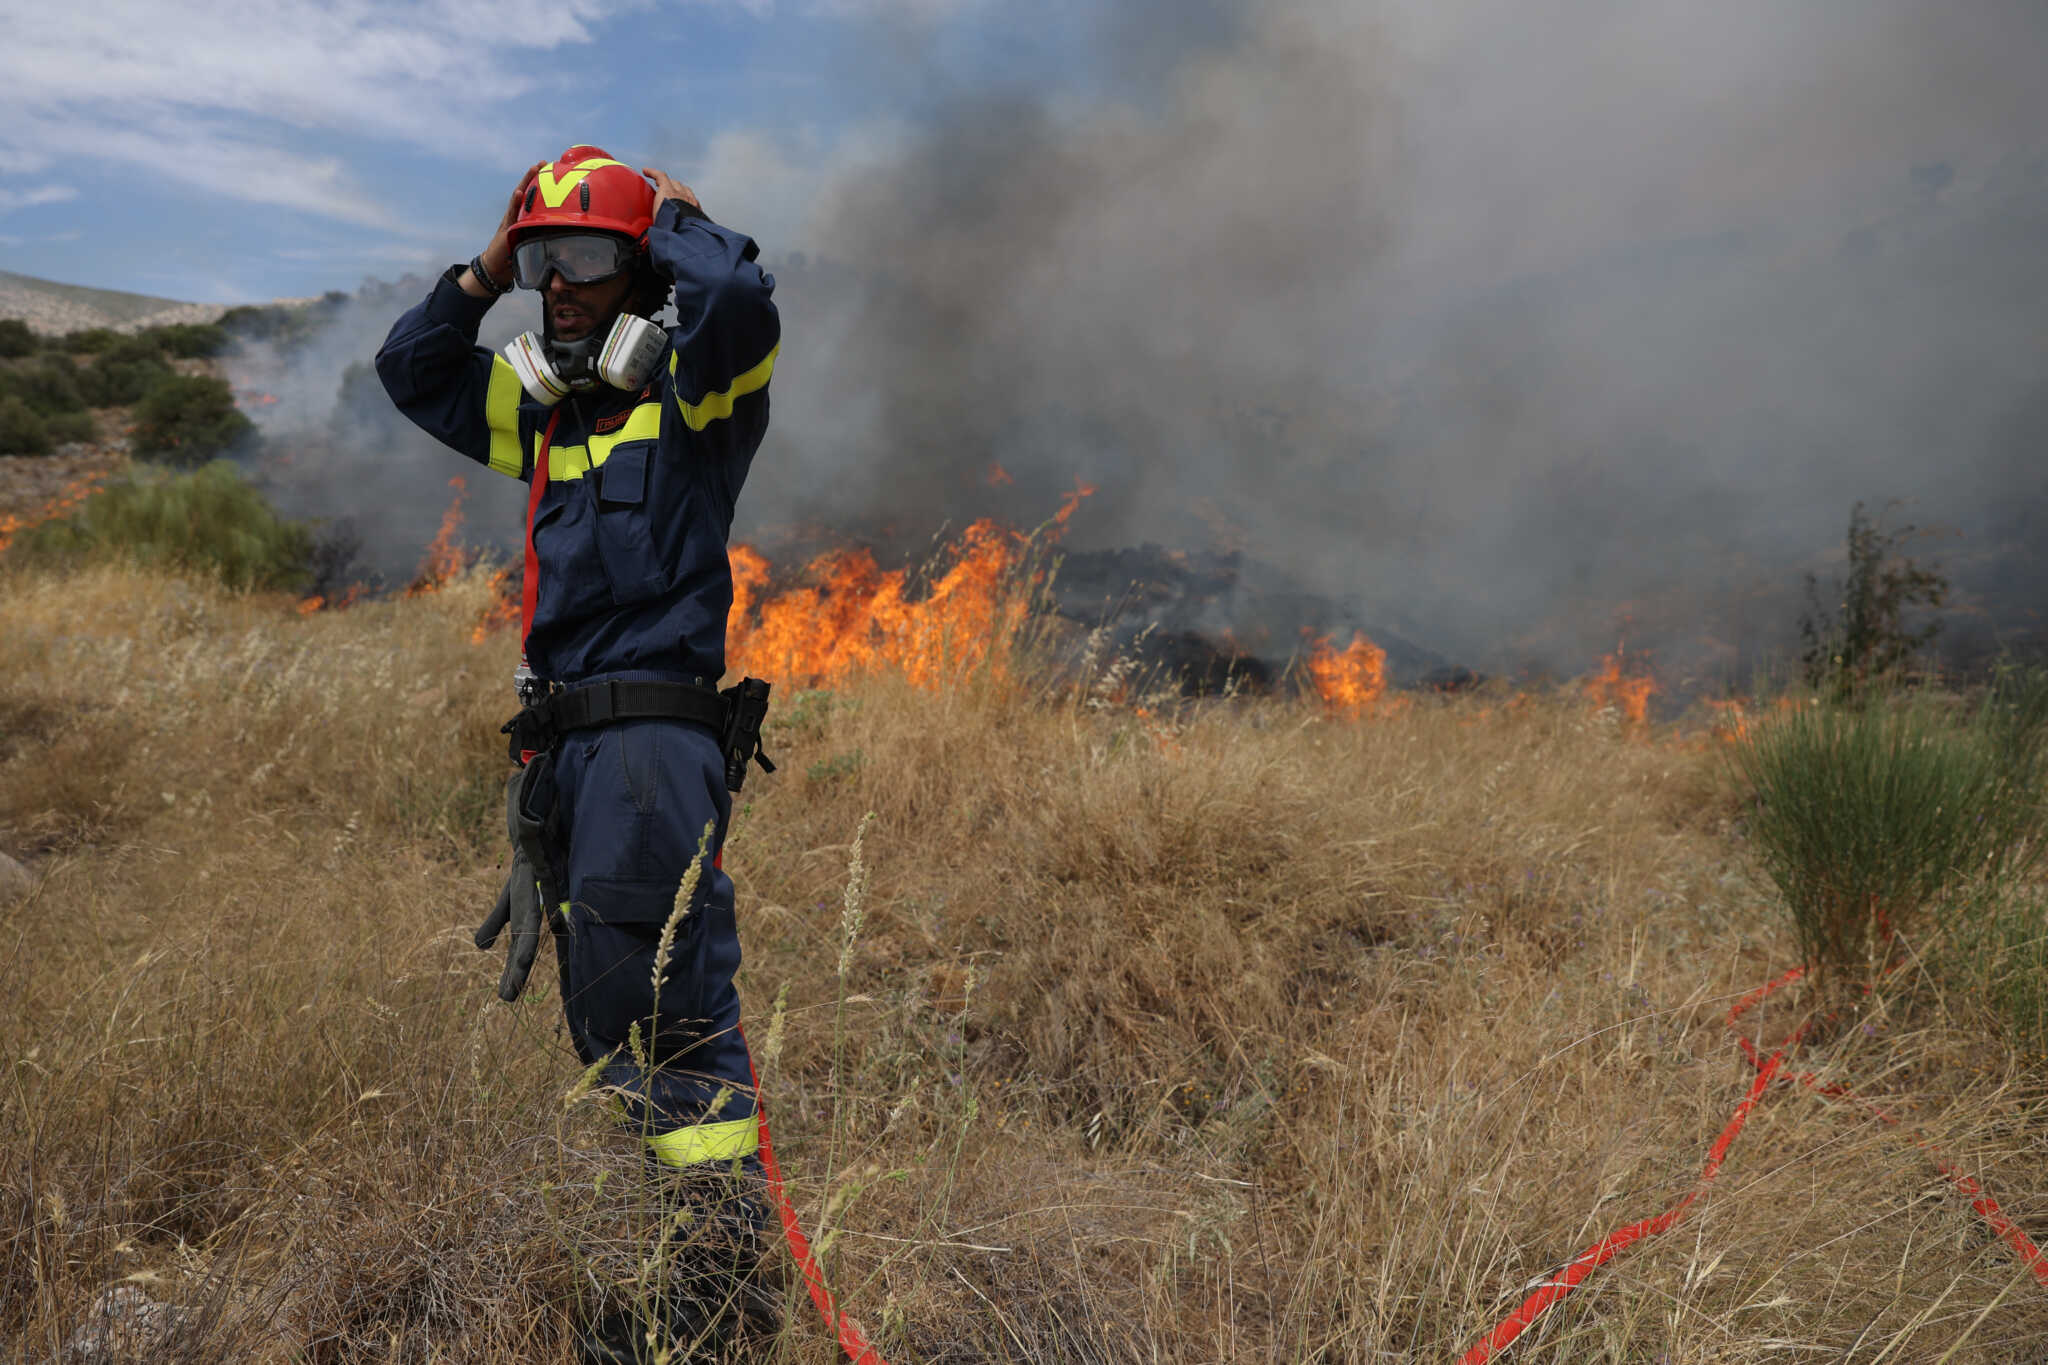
[485,356,525,477]
[644,1116,760,1167]
[671,344,778,432]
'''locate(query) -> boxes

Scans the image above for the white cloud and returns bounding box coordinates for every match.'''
[0,184,78,213]
[0,0,659,230]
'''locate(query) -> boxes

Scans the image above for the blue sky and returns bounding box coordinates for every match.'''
[0,0,1116,302]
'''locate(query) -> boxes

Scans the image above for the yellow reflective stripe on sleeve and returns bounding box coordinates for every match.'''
[644,1115,760,1167]
[485,356,524,477]
[542,402,662,483]
[670,344,778,432]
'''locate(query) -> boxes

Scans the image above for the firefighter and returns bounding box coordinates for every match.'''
[375,146,780,1362]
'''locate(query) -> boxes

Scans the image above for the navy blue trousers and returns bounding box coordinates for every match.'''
[547,704,759,1165]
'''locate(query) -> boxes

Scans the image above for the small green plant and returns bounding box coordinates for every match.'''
[132,373,254,465]
[1799,502,1948,701]
[15,461,311,590]
[0,320,36,358]
[1738,695,2045,975]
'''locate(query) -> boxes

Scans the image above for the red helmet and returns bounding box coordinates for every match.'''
[507,145,656,247]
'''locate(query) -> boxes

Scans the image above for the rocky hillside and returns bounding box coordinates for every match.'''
[0,269,306,336]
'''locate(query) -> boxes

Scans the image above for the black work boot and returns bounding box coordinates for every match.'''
[578,1163,784,1364]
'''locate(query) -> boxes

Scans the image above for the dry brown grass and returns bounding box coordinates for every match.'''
[3,559,2045,1363]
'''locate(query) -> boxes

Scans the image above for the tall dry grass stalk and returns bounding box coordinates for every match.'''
[2,559,2045,1361]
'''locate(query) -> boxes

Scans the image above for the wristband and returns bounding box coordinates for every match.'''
[469,253,512,296]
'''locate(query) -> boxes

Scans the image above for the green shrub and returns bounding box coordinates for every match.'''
[77,341,172,407]
[140,322,228,358]
[0,320,36,358]
[14,461,311,590]
[131,374,254,465]
[1952,890,2048,1062]
[59,327,120,355]
[1800,502,1948,701]
[1738,696,2046,975]
[6,356,89,415]
[43,410,94,446]
[0,396,51,455]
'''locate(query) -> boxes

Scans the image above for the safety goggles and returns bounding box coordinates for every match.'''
[512,232,635,289]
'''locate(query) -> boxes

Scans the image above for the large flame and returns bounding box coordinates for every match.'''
[728,519,1028,689]
[1306,631,1389,716]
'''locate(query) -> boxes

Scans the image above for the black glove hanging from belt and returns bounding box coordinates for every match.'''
[500,676,777,792]
[475,751,565,1002]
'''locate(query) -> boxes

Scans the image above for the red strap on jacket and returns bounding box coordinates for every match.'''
[521,407,562,647]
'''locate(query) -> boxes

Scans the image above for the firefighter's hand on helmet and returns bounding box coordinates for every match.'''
[480,162,545,284]
[640,167,702,216]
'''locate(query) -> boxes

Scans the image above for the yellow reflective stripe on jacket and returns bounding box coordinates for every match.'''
[536,402,663,483]
[484,356,525,477]
[644,1115,760,1167]
[670,344,777,432]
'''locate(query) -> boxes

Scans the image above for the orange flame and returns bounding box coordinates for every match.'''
[469,566,520,644]
[406,477,470,597]
[1306,631,1389,716]
[0,471,111,556]
[1049,478,1097,533]
[728,520,1028,689]
[236,390,281,408]
[985,461,1013,487]
[1585,649,1657,727]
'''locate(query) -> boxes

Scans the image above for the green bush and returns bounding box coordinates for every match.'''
[1953,890,2048,1062]
[3,356,90,416]
[0,396,51,455]
[59,327,120,355]
[77,342,172,407]
[0,320,36,358]
[1738,695,2046,975]
[140,322,228,358]
[14,461,311,590]
[131,373,254,465]
[43,410,94,445]
[1800,502,1947,701]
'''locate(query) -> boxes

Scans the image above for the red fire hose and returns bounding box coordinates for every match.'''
[1459,965,2048,1362]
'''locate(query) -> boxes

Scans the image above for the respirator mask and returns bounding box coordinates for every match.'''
[499,231,666,405]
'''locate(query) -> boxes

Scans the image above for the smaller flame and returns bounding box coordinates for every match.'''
[1306,630,1388,716]
[0,471,111,556]
[406,477,470,597]
[469,567,520,644]
[1584,648,1657,727]
[985,461,1013,487]
[236,390,281,408]
[1049,478,1097,531]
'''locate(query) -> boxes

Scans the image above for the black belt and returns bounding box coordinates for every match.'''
[547,679,726,733]
[502,677,776,792]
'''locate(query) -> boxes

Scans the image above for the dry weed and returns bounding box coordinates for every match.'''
[1,561,2043,1362]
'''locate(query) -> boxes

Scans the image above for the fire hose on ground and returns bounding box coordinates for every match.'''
[1458,964,2048,1363]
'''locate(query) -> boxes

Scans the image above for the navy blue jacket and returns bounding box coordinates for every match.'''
[376,200,778,685]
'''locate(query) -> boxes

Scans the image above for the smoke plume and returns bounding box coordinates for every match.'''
[239,0,2048,683]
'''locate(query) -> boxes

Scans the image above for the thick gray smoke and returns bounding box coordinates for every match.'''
[239,0,2048,683]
